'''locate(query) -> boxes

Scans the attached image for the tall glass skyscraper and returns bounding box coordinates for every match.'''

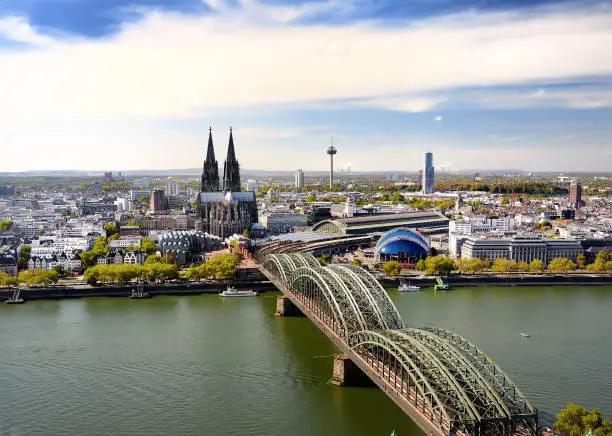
[423,152,435,194]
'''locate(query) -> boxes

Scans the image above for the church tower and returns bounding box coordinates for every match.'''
[201,127,220,192]
[222,127,241,192]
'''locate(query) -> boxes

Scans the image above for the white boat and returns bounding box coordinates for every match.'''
[520,332,530,338]
[219,286,258,297]
[398,280,420,292]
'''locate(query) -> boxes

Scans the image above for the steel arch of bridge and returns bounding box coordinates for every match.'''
[261,253,537,436]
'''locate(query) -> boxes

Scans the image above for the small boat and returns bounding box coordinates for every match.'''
[5,288,24,304]
[434,277,451,291]
[219,286,258,297]
[520,332,530,338]
[398,280,420,292]
[129,285,151,299]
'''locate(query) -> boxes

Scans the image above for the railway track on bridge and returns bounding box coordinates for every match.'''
[258,253,538,436]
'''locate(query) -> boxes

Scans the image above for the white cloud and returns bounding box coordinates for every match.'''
[359,95,445,112]
[0,2,611,124]
[0,16,55,45]
[435,115,443,121]
[1,2,612,171]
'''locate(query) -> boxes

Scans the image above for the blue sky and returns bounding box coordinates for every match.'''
[0,0,611,172]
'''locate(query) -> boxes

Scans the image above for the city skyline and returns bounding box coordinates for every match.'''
[1,0,612,172]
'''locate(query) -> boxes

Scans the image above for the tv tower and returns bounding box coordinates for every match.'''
[326,130,337,189]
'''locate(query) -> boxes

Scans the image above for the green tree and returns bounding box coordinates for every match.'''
[17,245,31,270]
[80,251,97,270]
[0,271,19,287]
[415,259,426,271]
[554,403,612,436]
[320,253,332,265]
[586,251,612,272]
[464,258,484,274]
[390,192,404,203]
[424,255,454,276]
[529,258,545,272]
[104,223,119,237]
[576,254,587,268]
[382,261,402,277]
[306,194,317,203]
[0,220,12,231]
[548,258,577,273]
[350,258,362,267]
[491,258,517,274]
[482,259,492,269]
[92,237,109,255]
[501,196,510,205]
[517,261,530,272]
[53,265,66,277]
[140,237,157,255]
[127,220,139,226]
[17,269,59,287]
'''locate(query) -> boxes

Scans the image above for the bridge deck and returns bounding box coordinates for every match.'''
[260,266,446,436]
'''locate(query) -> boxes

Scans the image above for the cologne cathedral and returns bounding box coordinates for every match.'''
[197,128,258,239]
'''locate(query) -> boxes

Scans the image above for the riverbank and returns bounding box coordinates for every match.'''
[2,269,611,302]
[380,274,612,288]
[0,281,278,302]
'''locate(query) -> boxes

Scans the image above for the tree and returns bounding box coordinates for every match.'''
[424,255,454,276]
[127,220,139,226]
[548,258,577,273]
[140,237,157,255]
[415,259,426,271]
[529,259,545,273]
[80,251,97,270]
[0,220,12,231]
[17,269,59,287]
[0,271,19,287]
[306,194,317,203]
[586,251,612,272]
[350,258,362,267]
[576,254,587,268]
[554,403,612,436]
[17,245,31,270]
[390,192,404,203]
[491,258,517,274]
[320,253,332,265]
[501,196,510,205]
[483,259,492,269]
[53,265,66,277]
[92,237,109,255]
[382,261,402,277]
[104,223,119,237]
[517,261,530,272]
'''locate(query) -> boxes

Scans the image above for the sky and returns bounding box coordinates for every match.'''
[0,0,612,173]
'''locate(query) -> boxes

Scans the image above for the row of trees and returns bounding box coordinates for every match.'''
[0,270,59,287]
[407,255,607,276]
[183,253,242,281]
[0,220,12,231]
[83,263,179,285]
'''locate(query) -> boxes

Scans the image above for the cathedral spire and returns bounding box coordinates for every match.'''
[201,127,220,192]
[223,127,241,192]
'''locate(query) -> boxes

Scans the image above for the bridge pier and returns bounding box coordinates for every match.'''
[275,296,305,317]
[331,354,375,387]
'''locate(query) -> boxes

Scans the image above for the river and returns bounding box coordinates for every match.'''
[1,285,611,436]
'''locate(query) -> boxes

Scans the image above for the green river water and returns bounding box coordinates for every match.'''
[1,285,611,436]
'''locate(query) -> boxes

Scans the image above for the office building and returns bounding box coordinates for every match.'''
[569,182,582,208]
[150,189,165,212]
[295,169,304,188]
[422,152,435,194]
